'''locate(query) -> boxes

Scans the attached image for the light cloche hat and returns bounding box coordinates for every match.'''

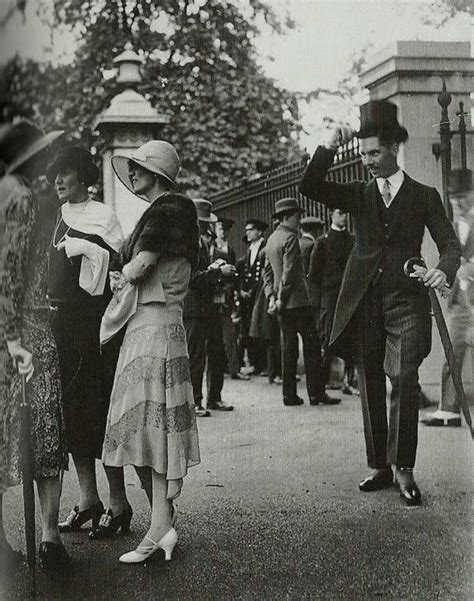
[112,140,180,195]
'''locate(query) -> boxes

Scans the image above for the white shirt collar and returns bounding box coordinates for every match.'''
[331,224,346,232]
[302,232,315,242]
[376,169,404,207]
[249,237,263,265]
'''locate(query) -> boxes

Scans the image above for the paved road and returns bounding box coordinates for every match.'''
[2,375,472,600]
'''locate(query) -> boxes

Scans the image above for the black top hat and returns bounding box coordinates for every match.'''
[46,146,99,187]
[357,100,408,144]
[245,218,268,232]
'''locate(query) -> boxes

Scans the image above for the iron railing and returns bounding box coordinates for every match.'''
[211,137,368,257]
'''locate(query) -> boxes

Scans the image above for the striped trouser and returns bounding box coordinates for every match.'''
[355,284,431,469]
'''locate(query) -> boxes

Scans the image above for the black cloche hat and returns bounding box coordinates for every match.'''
[47,146,99,187]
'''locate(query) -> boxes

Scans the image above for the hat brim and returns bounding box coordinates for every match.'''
[7,130,64,175]
[356,124,409,143]
[46,149,99,186]
[112,154,175,199]
[199,212,218,223]
[272,207,305,218]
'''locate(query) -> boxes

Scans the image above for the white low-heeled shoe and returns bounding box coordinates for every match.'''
[119,528,178,564]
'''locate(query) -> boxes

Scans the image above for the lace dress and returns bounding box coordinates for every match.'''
[0,175,67,493]
[102,256,200,479]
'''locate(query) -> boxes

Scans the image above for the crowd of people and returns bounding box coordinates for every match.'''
[0,98,469,579]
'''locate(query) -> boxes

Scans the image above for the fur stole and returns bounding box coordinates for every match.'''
[119,193,199,269]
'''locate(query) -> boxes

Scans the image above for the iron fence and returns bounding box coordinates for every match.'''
[211,137,369,257]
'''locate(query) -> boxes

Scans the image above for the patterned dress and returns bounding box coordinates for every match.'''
[0,175,67,493]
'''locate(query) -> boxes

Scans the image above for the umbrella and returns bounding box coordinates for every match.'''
[19,371,36,596]
[404,257,474,439]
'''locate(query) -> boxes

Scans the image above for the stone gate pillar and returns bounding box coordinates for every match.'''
[93,43,169,236]
[360,41,473,386]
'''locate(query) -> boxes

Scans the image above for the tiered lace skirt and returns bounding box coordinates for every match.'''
[102,303,200,479]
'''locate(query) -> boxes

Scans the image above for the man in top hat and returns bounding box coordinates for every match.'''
[238,218,268,375]
[299,100,461,505]
[309,208,356,393]
[263,198,332,407]
[183,200,236,416]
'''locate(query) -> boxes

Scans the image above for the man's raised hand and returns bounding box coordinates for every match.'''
[328,126,354,150]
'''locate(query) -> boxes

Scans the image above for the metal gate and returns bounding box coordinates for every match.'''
[211,138,368,258]
[432,80,472,220]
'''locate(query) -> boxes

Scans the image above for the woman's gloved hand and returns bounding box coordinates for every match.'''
[57,235,94,258]
[6,339,34,381]
[109,270,127,293]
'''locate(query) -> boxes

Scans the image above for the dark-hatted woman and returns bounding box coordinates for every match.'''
[101,141,200,563]
[46,146,135,540]
[0,121,69,573]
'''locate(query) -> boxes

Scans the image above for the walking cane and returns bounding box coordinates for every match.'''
[19,370,37,596]
[404,257,474,439]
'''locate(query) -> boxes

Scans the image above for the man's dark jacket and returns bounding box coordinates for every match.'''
[299,234,315,276]
[309,228,354,292]
[263,223,311,309]
[299,146,461,349]
[239,239,265,301]
[183,239,222,319]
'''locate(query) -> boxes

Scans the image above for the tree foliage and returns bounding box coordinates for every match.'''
[3,0,301,196]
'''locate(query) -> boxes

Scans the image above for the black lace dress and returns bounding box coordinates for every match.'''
[0,175,67,493]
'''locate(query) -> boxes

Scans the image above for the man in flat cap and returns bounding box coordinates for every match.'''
[300,216,325,276]
[238,218,268,375]
[300,215,325,328]
[264,198,334,407]
[299,100,461,505]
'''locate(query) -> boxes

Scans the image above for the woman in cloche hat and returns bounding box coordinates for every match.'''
[101,140,200,564]
[0,120,70,573]
[46,146,143,546]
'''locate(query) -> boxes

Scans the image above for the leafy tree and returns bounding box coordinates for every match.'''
[3,0,301,196]
[300,0,472,139]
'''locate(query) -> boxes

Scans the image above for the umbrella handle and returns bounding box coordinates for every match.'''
[404,257,474,439]
[403,257,451,298]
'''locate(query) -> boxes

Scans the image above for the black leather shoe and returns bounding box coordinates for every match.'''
[398,481,422,506]
[359,468,393,492]
[208,401,234,411]
[310,393,341,406]
[39,542,71,571]
[59,501,104,532]
[89,505,133,540]
[396,470,422,506]
[421,414,461,427]
[283,396,304,406]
